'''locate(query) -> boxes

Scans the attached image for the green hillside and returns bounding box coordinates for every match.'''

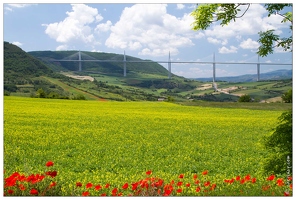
[4,41,53,81]
[28,50,169,76]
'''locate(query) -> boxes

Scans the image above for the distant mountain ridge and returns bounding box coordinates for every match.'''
[193,69,292,82]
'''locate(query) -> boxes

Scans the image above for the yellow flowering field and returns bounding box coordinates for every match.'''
[3,96,291,196]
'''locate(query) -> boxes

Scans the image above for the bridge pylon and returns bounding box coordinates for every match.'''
[168,51,171,79]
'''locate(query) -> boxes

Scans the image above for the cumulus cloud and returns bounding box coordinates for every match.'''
[95,20,112,32]
[239,38,259,49]
[177,4,185,10]
[43,4,102,45]
[207,37,228,45]
[4,3,36,13]
[105,4,196,56]
[7,4,33,8]
[12,41,23,47]
[219,46,238,54]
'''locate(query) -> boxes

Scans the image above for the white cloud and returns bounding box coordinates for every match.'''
[4,7,13,12]
[56,44,68,50]
[4,3,36,13]
[105,4,196,57]
[239,38,259,49]
[7,4,33,8]
[43,4,102,45]
[176,4,185,10]
[207,37,228,45]
[218,46,238,54]
[95,20,112,32]
[12,41,23,47]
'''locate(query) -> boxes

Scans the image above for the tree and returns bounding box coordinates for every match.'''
[190,3,292,57]
[238,94,251,102]
[36,88,46,98]
[282,89,292,103]
[263,110,292,175]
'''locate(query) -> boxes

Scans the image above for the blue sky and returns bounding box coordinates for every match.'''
[2,2,293,78]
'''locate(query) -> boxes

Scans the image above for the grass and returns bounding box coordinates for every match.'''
[42,76,101,100]
[179,101,291,111]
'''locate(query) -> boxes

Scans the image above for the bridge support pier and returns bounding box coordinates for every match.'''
[168,52,171,79]
[213,53,216,83]
[257,56,260,81]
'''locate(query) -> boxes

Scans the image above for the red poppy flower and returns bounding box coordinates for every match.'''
[288,176,292,181]
[105,183,110,188]
[122,183,129,189]
[196,187,201,193]
[101,193,107,196]
[193,174,198,180]
[194,180,200,185]
[158,189,161,195]
[277,178,284,187]
[267,175,275,181]
[8,190,14,194]
[204,181,210,187]
[131,182,139,190]
[86,182,93,189]
[163,189,173,196]
[251,178,256,183]
[262,185,270,191]
[95,184,102,191]
[30,188,38,195]
[236,176,240,181]
[19,184,26,191]
[186,183,190,187]
[146,170,152,175]
[76,182,82,187]
[82,191,90,196]
[179,174,184,179]
[45,171,57,178]
[240,179,246,184]
[177,181,183,186]
[245,174,251,181]
[284,191,290,196]
[112,188,118,195]
[45,161,54,167]
[177,188,182,193]
[50,182,56,188]
[210,184,216,191]
[290,184,292,189]
[202,170,208,175]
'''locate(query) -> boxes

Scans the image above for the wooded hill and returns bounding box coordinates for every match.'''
[28,50,169,76]
[4,41,53,82]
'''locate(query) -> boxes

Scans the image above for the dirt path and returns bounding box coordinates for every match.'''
[42,76,105,101]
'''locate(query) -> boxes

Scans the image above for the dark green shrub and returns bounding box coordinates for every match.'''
[238,94,251,102]
[263,109,292,175]
[282,89,292,103]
